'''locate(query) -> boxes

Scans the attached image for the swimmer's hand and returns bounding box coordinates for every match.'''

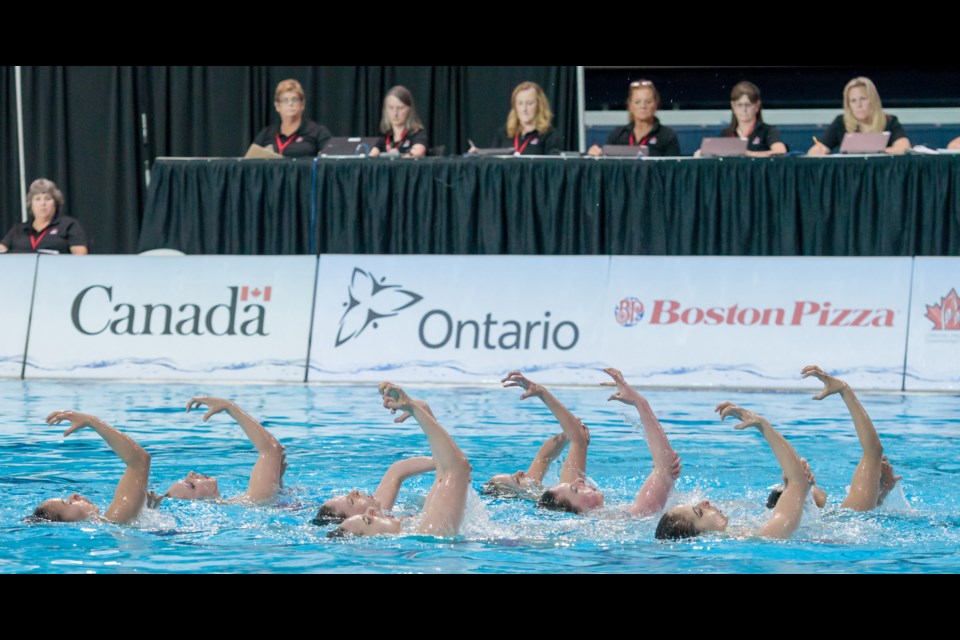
[716,402,766,431]
[501,371,545,400]
[801,365,848,400]
[146,490,165,509]
[669,451,682,480]
[877,455,902,505]
[47,410,101,436]
[186,396,234,421]
[379,382,415,417]
[390,401,436,424]
[600,367,643,405]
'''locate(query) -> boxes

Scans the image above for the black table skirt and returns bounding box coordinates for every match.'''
[139,155,960,256]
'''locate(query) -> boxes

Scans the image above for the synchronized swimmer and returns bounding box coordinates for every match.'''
[27,365,900,543]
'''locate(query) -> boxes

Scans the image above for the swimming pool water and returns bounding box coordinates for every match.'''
[1,379,958,573]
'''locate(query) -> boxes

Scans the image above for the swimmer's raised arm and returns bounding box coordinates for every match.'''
[373,456,435,511]
[525,432,568,483]
[802,365,884,511]
[46,410,150,524]
[601,367,681,515]
[186,397,284,504]
[502,371,589,483]
[717,402,809,539]
[379,382,471,536]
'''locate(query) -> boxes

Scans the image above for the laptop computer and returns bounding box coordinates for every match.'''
[320,137,381,157]
[470,147,515,156]
[602,144,649,158]
[699,137,748,157]
[839,131,891,154]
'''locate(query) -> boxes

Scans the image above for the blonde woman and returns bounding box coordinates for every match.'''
[807,77,910,155]
[478,81,561,156]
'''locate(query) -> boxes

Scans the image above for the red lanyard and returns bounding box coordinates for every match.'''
[629,132,651,147]
[736,122,756,140]
[275,131,299,155]
[514,132,534,155]
[387,128,407,152]
[30,227,50,251]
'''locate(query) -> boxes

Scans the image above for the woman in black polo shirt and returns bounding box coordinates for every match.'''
[807,76,911,155]
[485,81,561,156]
[0,178,88,255]
[252,78,332,158]
[368,85,429,158]
[696,81,787,158]
[587,79,681,157]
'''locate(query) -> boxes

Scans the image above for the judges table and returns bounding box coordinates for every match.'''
[139,155,960,256]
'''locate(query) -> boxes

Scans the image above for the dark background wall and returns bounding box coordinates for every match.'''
[1,65,579,255]
[4,65,958,256]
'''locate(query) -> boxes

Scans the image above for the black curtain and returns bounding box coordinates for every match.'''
[14,67,144,256]
[258,65,578,156]
[1,67,22,239]
[2,65,578,255]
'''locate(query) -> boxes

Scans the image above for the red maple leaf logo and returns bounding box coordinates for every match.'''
[926,288,960,330]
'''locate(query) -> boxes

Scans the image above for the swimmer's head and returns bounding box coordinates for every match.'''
[536,478,604,514]
[28,494,100,523]
[313,490,380,525]
[483,470,538,497]
[327,507,401,538]
[655,500,728,540]
[164,471,220,500]
[766,487,784,509]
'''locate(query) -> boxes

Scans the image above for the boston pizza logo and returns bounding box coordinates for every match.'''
[615,297,644,327]
[925,288,960,331]
[335,268,423,346]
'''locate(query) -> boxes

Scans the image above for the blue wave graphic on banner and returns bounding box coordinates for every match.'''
[307,361,906,381]
[23,358,305,374]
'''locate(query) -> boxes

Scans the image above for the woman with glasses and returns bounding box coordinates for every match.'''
[696,81,787,158]
[252,79,332,157]
[587,79,680,157]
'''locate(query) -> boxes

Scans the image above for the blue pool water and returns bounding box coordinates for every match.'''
[1,379,958,574]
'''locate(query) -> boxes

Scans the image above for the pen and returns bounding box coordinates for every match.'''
[468,138,477,149]
[812,136,823,147]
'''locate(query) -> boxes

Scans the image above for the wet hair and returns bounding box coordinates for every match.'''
[481,481,521,498]
[766,488,784,509]
[655,511,700,540]
[27,506,62,523]
[311,504,346,526]
[326,527,349,538]
[537,488,579,514]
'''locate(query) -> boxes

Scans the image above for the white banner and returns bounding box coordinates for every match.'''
[905,258,960,390]
[25,256,317,381]
[602,257,913,389]
[308,255,611,383]
[0,255,37,378]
